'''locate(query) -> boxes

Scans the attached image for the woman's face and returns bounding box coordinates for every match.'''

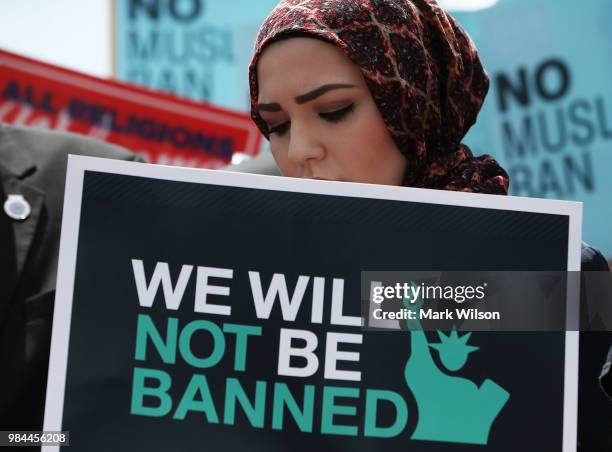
[256,37,407,185]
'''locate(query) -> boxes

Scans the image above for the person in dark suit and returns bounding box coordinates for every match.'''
[0,123,143,432]
[576,244,611,451]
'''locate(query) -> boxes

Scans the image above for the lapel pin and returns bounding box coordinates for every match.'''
[4,194,31,221]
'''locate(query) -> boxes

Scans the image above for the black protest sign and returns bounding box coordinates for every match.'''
[44,157,581,451]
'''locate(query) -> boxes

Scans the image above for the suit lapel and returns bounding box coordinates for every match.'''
[3,177,45,276]
[0,126,45,318]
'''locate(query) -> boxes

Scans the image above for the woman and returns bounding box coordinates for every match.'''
[247,0,608,259]
[248,0,509,195]
[246,0,611,437]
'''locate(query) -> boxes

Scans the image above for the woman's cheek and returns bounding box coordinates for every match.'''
[270,145,292,176]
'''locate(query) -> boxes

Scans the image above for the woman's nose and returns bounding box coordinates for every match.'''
[286,124,325,165]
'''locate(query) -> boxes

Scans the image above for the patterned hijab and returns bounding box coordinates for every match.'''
[249,0,509,194]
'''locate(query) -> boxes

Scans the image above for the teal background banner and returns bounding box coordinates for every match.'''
[114,0,278,110]
[453,0,612,257]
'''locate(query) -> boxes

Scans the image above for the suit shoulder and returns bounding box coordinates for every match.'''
[4,124,143,163]
[581,241,610,271]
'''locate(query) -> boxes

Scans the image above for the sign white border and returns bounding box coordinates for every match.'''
[43,155,582,451]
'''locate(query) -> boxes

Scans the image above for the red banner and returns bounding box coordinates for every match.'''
[0,49,262,168]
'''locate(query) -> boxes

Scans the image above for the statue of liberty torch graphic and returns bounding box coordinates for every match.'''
[403,285,510,445]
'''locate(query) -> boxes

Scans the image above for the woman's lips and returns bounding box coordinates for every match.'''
[312,176,347,182]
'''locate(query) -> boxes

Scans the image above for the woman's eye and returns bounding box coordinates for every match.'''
[268,121,290,136]
[319,103,354,123]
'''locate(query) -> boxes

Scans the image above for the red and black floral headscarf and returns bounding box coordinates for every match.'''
[249,0,509,194]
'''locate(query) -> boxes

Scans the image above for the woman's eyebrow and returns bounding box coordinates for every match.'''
[295,83,356,104]
[257,83,356,112]
[257,102,282,112]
